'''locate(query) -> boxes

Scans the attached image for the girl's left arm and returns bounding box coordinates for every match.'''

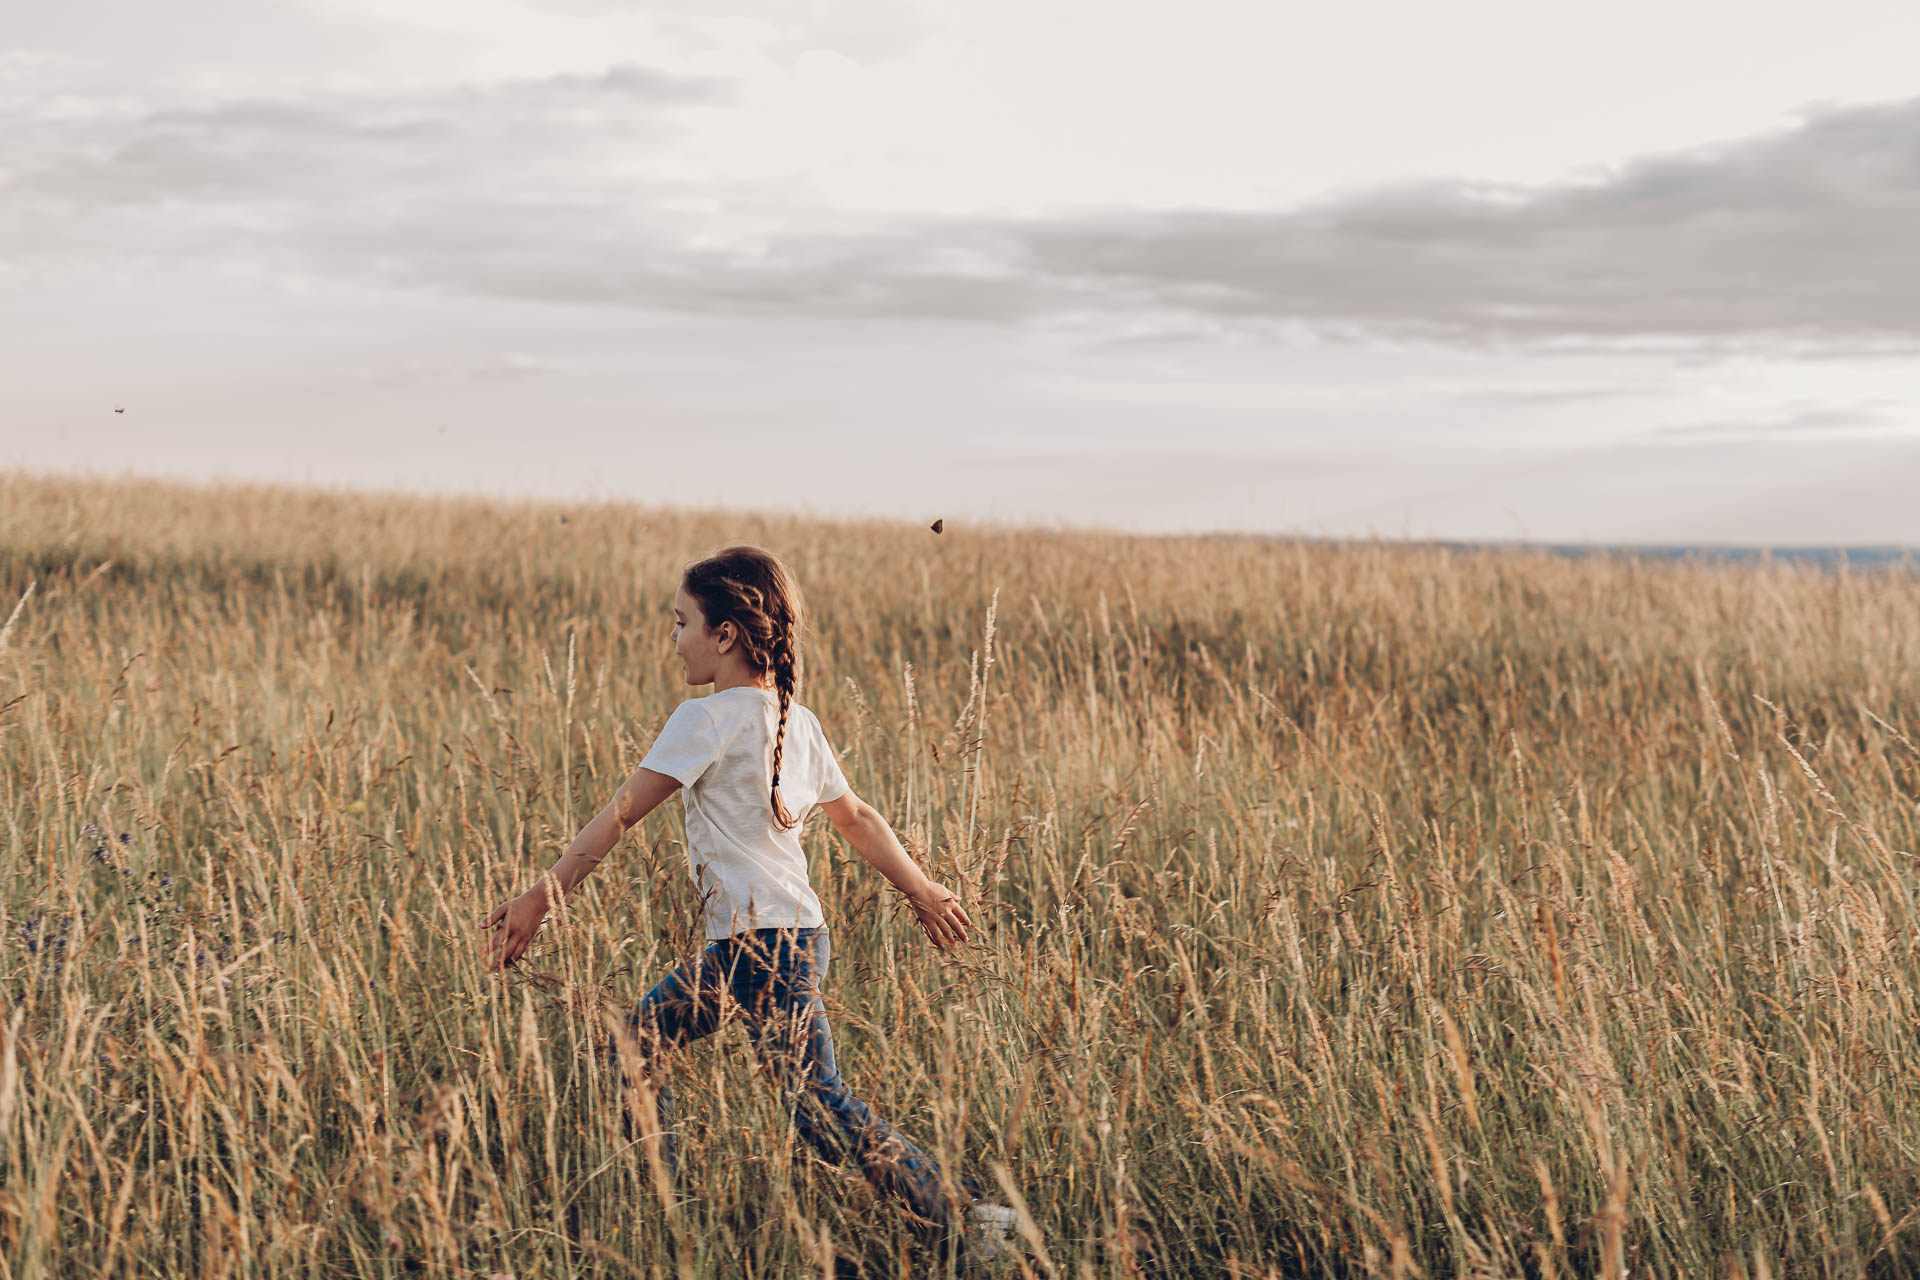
[818,788,974,949]
[482,765,681,970]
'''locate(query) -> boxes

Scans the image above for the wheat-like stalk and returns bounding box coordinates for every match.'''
[1,469,1917,1277]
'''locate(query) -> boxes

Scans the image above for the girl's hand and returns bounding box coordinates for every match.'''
[906,882,973,949]
[482,892,548,971]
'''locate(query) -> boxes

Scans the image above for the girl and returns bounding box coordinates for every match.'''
[481,545,1015,1267]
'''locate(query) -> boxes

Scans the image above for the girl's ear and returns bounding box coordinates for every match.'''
[716,621,735,654]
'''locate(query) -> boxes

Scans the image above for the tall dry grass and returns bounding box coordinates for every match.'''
[3,469,1919,1278]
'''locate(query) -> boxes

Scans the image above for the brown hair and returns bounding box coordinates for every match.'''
[681,545,807,830]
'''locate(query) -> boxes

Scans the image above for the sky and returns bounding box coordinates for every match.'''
[4,0,1919,543]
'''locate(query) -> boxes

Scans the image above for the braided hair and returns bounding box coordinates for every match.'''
[681,546,806,830]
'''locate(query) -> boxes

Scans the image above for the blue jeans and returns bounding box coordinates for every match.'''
[607,926,958,1229]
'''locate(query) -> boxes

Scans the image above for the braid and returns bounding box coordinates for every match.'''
[769,632,798,830]
[680,544,808,832]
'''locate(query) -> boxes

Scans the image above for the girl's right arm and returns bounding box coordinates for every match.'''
[481,765,681,970]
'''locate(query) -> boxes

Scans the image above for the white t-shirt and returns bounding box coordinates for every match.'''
[638,685,851,940]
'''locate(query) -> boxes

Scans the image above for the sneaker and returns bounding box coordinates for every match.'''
[961,1202,1019,1271]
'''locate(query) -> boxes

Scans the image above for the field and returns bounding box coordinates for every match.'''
[4,470,1920,1279]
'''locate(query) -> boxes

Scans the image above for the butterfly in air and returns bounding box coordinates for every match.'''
[113,406,125,413]
[930,519,943,534]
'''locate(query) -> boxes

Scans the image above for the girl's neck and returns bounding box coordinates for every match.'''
[711,671,775,694]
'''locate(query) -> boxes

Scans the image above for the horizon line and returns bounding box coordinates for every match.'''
[4,464,1916,563]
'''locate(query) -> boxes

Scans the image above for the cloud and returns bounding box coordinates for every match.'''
[7,79,1920,352]
[516,0,938,62]
[997,97,1920,351]
[1652,399,1901,439]
[1459,384,1658,407]
[334,351,564,387]
[0,61,728,263]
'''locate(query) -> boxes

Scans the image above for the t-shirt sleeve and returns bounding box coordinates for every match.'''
[638,700,722,788]
[811,711,850,804]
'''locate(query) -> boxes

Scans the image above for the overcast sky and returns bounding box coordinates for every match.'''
[5,0,1919,543]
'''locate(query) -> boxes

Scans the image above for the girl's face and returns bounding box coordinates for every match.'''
[671,582,731,686]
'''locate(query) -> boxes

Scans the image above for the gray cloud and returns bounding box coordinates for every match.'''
[2,62,726,250]
[7,80,1920,352]
[518,0,937,63]
[999,98,1920,351]
[333,351,565,387]
[1460,384,1659,407]
[1652,399,1901,439]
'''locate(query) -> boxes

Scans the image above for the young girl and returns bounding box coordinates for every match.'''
[480,545,1014,1266]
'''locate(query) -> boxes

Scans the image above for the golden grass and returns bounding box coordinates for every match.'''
[3,469,1919,1278]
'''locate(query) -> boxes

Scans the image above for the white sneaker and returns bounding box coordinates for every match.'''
[963,1202,1020,1271]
